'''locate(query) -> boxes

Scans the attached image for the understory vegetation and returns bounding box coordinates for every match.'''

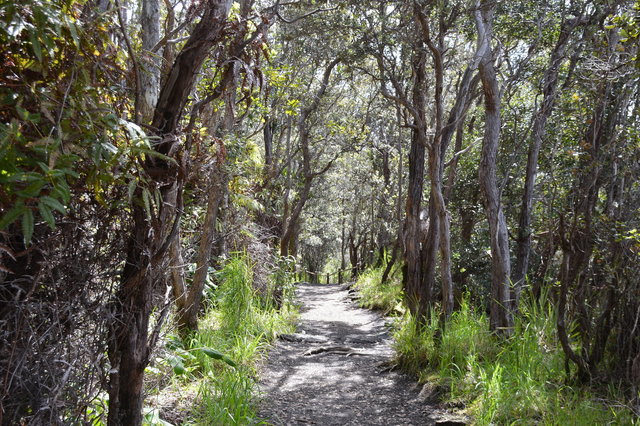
[143,255,297,425]
[2,0,640,423]
[354,264,639,425]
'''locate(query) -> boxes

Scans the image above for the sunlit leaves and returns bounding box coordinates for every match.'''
[0,0,133,243]
[607,1,640,67]
[285,98,300,116]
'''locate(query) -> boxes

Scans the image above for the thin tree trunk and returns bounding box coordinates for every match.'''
[382,107,403,286]
[160,0,175,85]
[170,228,187,309]
[280,177,312,257]
[415,5,480,320]
[282,119,292,255]
[139,0,160,123]
[444,123,463,204]
[108,183,181,426]
[475,0,513,335]
[403,47,430,321]
[264,116,274,167]
[556,70,627,381]
[177,167,226,333]
[280,58,340,256]
[513,15,582,305]
[340,198,346,275]
[416,5,452,319]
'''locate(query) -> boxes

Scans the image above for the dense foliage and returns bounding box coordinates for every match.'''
[1,0,639,424]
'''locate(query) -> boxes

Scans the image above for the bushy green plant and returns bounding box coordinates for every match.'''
[196,369,256,425]
[132,254,298,425]
[392,312,437,375]
[437,299,496,375]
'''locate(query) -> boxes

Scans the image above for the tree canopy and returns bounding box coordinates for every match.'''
[1,0,639,424]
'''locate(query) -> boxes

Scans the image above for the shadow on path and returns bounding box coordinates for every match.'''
[258,283,468,425]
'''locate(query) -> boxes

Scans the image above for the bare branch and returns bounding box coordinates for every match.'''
[274,5,338,24]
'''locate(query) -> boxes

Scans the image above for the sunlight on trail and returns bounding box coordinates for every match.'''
[258,283,468,425]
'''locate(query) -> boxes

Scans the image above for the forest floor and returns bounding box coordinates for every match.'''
[257,283,469,425]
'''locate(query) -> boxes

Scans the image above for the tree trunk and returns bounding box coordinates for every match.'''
[415,4,480,320]
[170,227,187,310]
[340,201,346,275]
[177,166,226,333]
[416,6,452,320]
[160,0,176,85]
[280,58,340,256]
[108,2,233,424]
[108,184,180,426]
[402,47,430,321]
[152,1,232,137]
[280,177,311,257]
[513,15,582,305]
[349,232,360,278]
[382,108,404,286]
[475,0,513,335]
[139,0,160,123]
[556,71,626,381]
[264,116,274,167]
[429,163,453,318]
[381,238,399,285]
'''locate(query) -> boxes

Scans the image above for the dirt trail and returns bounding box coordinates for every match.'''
[258,283,467,425]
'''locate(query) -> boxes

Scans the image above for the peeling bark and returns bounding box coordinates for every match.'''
[139,0,161,123]
[475,0,513,335]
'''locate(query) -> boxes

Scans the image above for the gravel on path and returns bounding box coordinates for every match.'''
[257,283,468,425]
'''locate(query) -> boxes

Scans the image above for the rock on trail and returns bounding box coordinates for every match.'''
[258,283,468,425]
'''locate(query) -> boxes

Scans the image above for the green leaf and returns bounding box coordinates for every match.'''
[17,179,45,197]
[131,146,178,165]
[22,209,34,245]
[167,356,186,375]
[201,348,237,368]
[37,201,55,229]
[16,105,29,121]
[143,407,175,426]
[51,181,71,203]
[172,363,186,375]
[67,19,80,48]
[142,188,152,220]
[60,167,80,179]
[127,179,137,203]
[29,32,42,62]
[620,29,629,40]
[0,204,27,230]
[41,195,66,214]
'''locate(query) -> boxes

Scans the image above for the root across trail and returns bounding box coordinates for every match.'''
[258,283,468,425]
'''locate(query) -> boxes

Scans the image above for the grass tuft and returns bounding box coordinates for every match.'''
[352,263,404,315]
[145,254,297,425]
[392,291,639,425]
[189,254,297,425]
[352,264,638,425]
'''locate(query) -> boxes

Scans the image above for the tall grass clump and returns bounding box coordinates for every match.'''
[216,256,256,333]
[353,261,403,315]
[154,254,297,425]
[392,290,638,424]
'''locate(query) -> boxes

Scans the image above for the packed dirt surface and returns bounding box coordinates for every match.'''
[258,283,468,425]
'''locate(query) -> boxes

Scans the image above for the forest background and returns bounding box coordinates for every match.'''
[1,0,639,424]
